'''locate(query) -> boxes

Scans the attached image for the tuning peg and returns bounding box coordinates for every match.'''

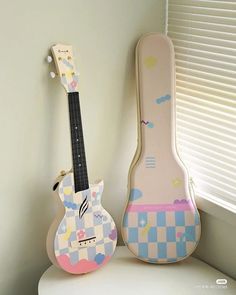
[46,55,53,63]
[49,71,56,79]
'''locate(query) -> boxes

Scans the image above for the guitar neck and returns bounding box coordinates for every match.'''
[68,92,89,192]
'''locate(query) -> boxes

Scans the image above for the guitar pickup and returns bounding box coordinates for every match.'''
[71,236,96,248]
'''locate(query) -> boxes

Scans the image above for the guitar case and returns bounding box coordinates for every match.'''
[122,33,201,263]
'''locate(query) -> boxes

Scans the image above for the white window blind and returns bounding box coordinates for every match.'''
[167,0,236,210]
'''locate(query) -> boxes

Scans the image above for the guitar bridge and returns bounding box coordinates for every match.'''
[71,236,96,248]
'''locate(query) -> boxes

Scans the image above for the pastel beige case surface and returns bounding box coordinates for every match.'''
[122,33,201,263]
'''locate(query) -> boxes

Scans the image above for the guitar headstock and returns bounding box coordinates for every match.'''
[50,44,79,93]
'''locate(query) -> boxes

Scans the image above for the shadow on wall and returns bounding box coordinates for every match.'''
[102,38,138,245]
[6,56,63,295]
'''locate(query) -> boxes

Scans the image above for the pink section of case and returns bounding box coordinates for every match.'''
[127,203,195,212]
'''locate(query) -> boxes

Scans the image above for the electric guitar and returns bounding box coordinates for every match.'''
[121,33,201,263]
[46,44,117,274]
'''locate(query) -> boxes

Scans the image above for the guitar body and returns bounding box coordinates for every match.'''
[46,44,117,274]
[47,172,117,274]
[121,33,201,263]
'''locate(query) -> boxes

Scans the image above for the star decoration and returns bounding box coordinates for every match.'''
[140,219,146,227]
[144,56,157,69]
[172,178,182,187]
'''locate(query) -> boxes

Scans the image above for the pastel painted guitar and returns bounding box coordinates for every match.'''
[46,44,117,274]
[122,34,201,263]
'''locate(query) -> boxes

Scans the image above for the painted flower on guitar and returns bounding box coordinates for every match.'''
[176,232,183,238]
[70,80,77,90]
[77,230,85,240]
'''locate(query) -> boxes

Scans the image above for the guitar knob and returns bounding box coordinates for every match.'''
[53,182,59,191]
[47,55,53,63]
[50,71,56,79]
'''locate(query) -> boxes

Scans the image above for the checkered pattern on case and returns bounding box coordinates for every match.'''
[123,210,200,262]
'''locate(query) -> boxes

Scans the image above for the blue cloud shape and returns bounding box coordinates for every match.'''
[130,188,143,201]
[155,94,171,104]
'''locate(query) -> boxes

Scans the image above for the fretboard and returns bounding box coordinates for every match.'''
[68,92,89,192]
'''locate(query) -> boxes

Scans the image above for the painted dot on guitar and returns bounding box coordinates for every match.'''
[92,192,96,198]
[75,126,78,129]
[77,139,79,141]
[79,164,81,167]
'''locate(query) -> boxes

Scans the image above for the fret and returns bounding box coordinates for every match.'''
[68,92,89,192]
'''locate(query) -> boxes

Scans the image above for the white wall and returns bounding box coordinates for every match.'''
[194,210,236,279]
[0,1,165,294]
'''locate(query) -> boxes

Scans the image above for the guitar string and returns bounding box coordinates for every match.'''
[74,93,88,189]
[70,94,82,192]
[69,93,88,192]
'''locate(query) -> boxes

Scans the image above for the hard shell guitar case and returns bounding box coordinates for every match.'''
[122,33,201,263]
